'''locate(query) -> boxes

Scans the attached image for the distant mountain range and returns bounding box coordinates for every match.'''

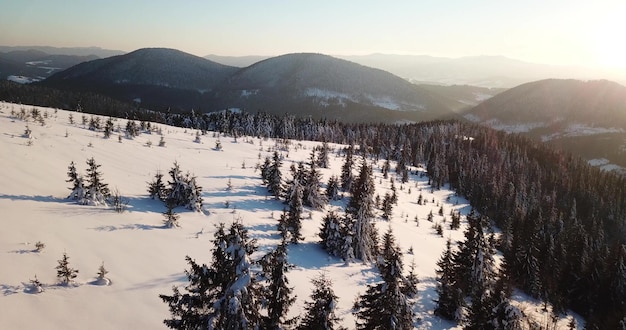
[39,48,461,123]
[464,79,626,171]
[2,46,626,171]
[204,53,626,88]
[0,49,101,82]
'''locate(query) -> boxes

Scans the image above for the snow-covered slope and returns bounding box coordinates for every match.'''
[0,102,582,329]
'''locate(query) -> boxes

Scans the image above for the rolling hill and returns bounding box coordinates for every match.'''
[42,49,458,123]
[212,53,456,122]
[464,79,626,171]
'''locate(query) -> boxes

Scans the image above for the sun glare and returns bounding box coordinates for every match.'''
[592,5,626,68]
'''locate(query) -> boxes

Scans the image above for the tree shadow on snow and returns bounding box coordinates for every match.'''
[206,175,259,181]
[0,193,63,203]
[127,272,187,291]
[92,223,165,231]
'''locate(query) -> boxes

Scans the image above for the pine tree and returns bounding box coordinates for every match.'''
[148,171,167,201]
[66,161,85,201]
[84,157,110,205]
[97,262,109,281]
[316,142,330,168]
[260,157,271,185]
[260,238,297,329]
[184,175,203,212]
[163,200,180,228]
[326,175,341,201]
[285,181,304,244]
[298,272,345,330]
[56,252,78,286]
[268,151,283,199]
[434,239,463,321]
[160,222,261,329]
[345,157,378,262]
[303,159,328,210]
[164,162,203,211]
[103,117,114,138]
[381,192,393,220]
[354,228,414,330]
[319,211,344,257]
[340,144,355,192]
[209,222,261,329]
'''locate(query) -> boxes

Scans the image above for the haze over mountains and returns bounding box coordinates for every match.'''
[2,45,626,172]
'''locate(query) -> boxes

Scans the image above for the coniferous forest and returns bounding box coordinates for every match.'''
[1,82,625,326]
[174,109,625,328]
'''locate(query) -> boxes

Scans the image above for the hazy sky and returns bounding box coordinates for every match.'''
[2,0,626,68]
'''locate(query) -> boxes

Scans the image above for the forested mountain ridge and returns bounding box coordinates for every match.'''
[42,48,238,92]
[39,48,457,123]
[212,53,455,122]
[464,78,626,170]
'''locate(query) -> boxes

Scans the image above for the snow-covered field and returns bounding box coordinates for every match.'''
[0,102,582,329]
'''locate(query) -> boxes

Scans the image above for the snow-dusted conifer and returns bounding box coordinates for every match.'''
[84,157,110,205]
[56,252,78,286]
[209,222,261,329]
[316,142,330,168]
[434,239,463,321]
[326,175,340,201]
[319,211,344,257]
[267,151,283,199]
[29,275,44,293]
[298,272,345,330]
[184,175,203,212]
[163,200,180,228]
[303,159,328,210]
[147,171,167,201]
[66,161,85,201]
[260,238,297,329]
[340,144,355,191]
[285,180,304,244]
[345,157,378,262]
[354,228,414,329]
[160,222,261,329]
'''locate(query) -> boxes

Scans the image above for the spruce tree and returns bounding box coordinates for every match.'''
[147,171,167,201]
[56,252,78,286]
[160,222,261,329]
[340,144,355,192]
[381,192,393,220]
[268,151,283,199]
[285,181,304,244]
[345,157,378,262]
[326,175,340,201]
[434,239,463,321]
[303,160,328,210]
[84,157,110,205]
[260,238,297,329]
[209,222,261,329]
[66,161,85,201]
[103,117,114,138]
[316,142,330,168]
[298,272,345,330]
[354,228,413,330]
[319,211,344,257]
[163,200,180,228]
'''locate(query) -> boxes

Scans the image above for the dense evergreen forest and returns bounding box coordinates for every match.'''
[2,82,624,327]
[160,109,626,328]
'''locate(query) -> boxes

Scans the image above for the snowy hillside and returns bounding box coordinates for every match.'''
[0,102,582,329]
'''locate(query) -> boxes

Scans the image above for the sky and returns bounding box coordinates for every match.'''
[2,0,626,69]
